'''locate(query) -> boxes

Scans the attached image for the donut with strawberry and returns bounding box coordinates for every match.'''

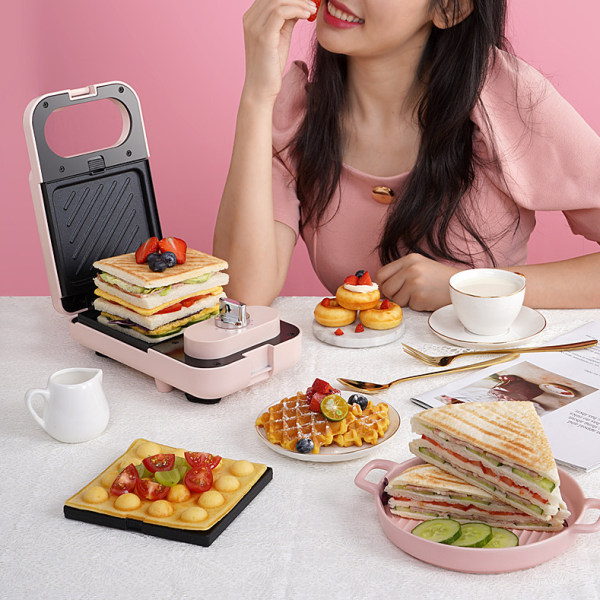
[313,297,357,327]
[335,270,380,311]
[359,298,403,330]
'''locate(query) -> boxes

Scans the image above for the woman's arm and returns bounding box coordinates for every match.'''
[213,0,316,305]
[505,252,600,309]
[376,251,600,311]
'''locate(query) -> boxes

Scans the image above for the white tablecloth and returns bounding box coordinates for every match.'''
[1,297,599,600]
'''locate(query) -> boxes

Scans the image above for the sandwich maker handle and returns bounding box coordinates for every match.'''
[570,498,600,534]
[26,81,149,183]
[354,459,399,497]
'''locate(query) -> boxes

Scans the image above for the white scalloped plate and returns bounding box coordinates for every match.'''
[255,400,400,462]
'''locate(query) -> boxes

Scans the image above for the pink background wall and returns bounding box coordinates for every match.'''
[2,0,599,298]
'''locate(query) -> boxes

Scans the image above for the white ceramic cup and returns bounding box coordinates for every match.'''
[24,368,110,443]
[449,268,526,336]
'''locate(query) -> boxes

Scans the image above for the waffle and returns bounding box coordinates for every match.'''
[65,439,268,533]
[333,401,390,447]
[256,394,391,453]
[255,392,356,453]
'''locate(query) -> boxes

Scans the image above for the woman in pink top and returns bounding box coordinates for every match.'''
[214,0,600,310]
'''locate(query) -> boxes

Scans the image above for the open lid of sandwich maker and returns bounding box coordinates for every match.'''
[24,82,161,315]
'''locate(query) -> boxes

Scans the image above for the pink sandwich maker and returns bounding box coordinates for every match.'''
[23,81,302,403]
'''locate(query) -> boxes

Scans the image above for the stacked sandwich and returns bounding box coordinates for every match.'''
[92,248,228,343]
[386,402,570,531]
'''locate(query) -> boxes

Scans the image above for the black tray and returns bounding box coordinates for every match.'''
[64,467,273,547]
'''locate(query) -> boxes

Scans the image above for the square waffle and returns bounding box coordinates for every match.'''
[255,393,354,453]
[255,394,390,453]
[333,401,390,447]
[64,438,272,546]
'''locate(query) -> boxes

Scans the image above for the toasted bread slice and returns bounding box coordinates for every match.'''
[93,292,224,330]
[94,272,229,310]
[412,401,558,482]
[93,249,228,289]
[94,284,224,315]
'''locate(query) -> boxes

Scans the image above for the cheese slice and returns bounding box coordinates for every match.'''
[94,286,223,316]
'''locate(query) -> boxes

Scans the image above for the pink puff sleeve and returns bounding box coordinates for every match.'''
[271,61,310,238]
[474,51,600,245]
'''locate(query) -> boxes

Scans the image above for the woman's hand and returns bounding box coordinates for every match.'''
[242,0,317,102]
[375,254,461,312]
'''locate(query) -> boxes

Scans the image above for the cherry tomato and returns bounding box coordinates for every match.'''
[110,463,139,496]
[185,452,221,470]
[142,453,176,473]
[135,478,170,500]
[184,467,213,493]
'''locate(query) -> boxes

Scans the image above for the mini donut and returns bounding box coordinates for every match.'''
[314,298,356,327]
[359,300,403,330]
[336,285,380,311]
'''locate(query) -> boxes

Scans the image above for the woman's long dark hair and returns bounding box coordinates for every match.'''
[288,0,512,267]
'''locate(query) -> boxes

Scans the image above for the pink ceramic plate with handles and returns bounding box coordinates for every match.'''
[355,457,600,573]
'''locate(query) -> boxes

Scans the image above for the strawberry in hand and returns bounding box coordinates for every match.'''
[307,0,321,22]
[158,237,187,264]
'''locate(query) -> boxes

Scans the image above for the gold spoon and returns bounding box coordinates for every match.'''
[337,353,518,394]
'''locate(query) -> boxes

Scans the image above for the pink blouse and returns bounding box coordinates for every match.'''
[271,52,600,295]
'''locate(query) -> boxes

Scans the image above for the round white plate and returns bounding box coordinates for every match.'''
[255,401,401,462]
[312,319,405,348]
[428,304,546,349]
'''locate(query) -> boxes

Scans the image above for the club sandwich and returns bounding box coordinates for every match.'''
[385,463,565,531]
[408,401,570,524]
[92,248,228,343]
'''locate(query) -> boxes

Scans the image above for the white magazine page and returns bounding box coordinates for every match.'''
[411,322,600,471]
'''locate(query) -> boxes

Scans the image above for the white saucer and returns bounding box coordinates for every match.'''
[312,320,405,348]
[428,304,546,349]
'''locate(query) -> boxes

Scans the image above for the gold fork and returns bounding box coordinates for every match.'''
[337,354,518,394]
[402,339,597,367]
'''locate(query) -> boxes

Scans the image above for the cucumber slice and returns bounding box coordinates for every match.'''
[419,447,445,463]
[448,495,491,505]
[449,522,493,548]
[483,527,519,548]
[466,474,496,491]
[411,519,461,544]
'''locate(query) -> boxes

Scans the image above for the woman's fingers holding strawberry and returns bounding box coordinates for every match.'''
[242,0,317,100]
[244,0,317,31]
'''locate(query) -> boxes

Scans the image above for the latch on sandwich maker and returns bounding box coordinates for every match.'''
[216,298,249,329]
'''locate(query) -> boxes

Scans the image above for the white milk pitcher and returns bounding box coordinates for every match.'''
[25,368,110,443]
